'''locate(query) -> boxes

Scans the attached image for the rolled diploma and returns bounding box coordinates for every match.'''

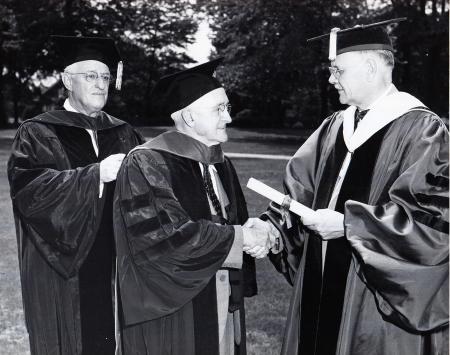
[247,178,316,220]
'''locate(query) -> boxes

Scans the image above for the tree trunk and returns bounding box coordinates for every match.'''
[13,79,21,126]
[63,0,78,32]
[419,0,426,13]
[429,37,447,115]
[432,0,437,15]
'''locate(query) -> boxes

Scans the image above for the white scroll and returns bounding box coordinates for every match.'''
[246,178,316,220]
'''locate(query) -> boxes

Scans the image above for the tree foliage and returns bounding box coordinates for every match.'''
[388,0,448,117]
[0,0,198,127]
[199,0,448,128]
[1,0,447,128]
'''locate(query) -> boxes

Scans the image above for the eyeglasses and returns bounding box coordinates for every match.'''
[328,66,345,79]
[190,102,232,115]
[65,71,114,84]
[218,103,232,114]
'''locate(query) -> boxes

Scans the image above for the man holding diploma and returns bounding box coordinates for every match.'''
[256,19,449,355]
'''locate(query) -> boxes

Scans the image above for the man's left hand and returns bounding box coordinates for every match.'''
[301,209,344,240]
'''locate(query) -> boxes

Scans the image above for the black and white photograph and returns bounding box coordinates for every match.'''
[0,0,448,354]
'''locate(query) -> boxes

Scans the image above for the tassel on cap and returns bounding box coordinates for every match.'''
[307,18,406,60]
[328,27,340,61]
[115,61,123,90]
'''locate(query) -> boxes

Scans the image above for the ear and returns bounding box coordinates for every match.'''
[366,58,377,82]
[61,72,73,91]
[181,109,195,127]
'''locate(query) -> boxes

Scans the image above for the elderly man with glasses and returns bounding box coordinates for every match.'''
[113,58,275,355]
[8,35,143,355]
[256,19,448,355]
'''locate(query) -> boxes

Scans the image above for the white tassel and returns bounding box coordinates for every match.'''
[115,61,123,90]
[328,27,340,61]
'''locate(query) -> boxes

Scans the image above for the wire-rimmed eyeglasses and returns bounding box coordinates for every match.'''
[65,71,114,84]
[328,66,345,79]
[218,103,232,114]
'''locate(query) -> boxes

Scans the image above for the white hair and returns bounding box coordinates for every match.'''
[360,50,395,69]
[63,60,111,74]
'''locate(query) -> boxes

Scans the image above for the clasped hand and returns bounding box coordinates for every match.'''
[242,218,281,259]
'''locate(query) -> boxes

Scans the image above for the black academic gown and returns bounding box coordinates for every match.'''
[8,110,143,355]
[267,107,449,355]
[113,131,257,355]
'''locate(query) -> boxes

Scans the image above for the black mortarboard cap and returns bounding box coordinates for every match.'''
[307,18,406,61]
[150,57,224,115]
[51,35,123,90]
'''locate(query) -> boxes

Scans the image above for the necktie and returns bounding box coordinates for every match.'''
[354,109,369,128]
[201,163,224,218]
[93,130,99,155]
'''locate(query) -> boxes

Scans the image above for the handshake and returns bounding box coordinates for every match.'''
[242,218,282,259]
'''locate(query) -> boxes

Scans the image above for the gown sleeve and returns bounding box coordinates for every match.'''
[266,116,337,285]
[114,149,236,326]
[345,116,449,332]
[8,122,104,278]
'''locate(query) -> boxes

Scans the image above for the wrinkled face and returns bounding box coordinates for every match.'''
[63,60,110,115]
[188,88,232,146]
[328,51,368,107]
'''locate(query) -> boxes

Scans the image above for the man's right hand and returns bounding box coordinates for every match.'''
[100,153,125,182]
[242,226,271,259]
[244,218,282,254]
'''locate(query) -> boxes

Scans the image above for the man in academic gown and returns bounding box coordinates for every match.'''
[256,20,448,355]
[113,59,272,355]
[8,36,143,355]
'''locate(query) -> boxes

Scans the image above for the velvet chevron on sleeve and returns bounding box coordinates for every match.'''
[114,150,236,325]
[113,131,256,355]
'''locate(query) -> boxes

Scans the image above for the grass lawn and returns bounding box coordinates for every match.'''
[0,127,306,354]
[0,136,31,355]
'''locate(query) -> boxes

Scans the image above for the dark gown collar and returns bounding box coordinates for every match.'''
[140,130,224,164]
[27,110,126,131]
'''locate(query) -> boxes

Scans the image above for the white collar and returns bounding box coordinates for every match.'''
[63,98,100,118]
[63,98,78,113]
[342,86,424,152]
